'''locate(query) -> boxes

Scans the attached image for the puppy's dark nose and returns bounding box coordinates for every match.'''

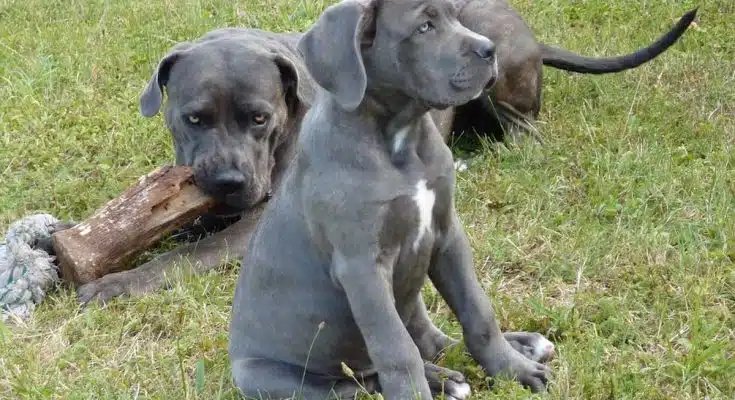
[213,170,246,195]
[473,40,496,61]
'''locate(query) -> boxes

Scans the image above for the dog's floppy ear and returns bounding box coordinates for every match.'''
[297,0,376,111]
[272,53,308,115]
[139,42,192,118]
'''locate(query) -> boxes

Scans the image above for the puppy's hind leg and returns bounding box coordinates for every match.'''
[232,358,374,400]
[407,293,459,362]
[405,295,471,399]
[424,362,471,400]
[504,332,556,364]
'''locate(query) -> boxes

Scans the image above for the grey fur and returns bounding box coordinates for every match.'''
[229,0,549,398]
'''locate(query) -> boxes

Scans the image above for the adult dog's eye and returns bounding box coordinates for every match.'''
[417,21,433,34]
[187,115,200,125]
[252,113,268,125]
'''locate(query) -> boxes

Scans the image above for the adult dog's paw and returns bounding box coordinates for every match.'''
[77,271,134,305]
[425,362,471,400]
[504,331,555,363]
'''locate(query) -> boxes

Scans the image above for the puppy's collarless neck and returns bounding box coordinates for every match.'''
[326,88,433,164]
[360,87,430,121]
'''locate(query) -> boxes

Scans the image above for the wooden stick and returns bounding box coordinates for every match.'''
[52,165,216,285]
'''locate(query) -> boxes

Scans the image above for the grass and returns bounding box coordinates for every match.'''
[0,0,733,398]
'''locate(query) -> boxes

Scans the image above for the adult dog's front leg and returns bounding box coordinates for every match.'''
[77,202,267,304]
[428,213,551,393]
[332,251,432,399]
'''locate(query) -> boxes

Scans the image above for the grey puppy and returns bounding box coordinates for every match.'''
[229,0,550,398]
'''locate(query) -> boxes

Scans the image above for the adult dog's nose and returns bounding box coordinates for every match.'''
[212,170,246,195]
[473,40,496,61]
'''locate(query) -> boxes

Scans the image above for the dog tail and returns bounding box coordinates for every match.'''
[540,8,697,74]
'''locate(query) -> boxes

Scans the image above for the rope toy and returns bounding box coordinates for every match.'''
[0,213,63,322]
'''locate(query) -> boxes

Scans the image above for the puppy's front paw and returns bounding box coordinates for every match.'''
[425,363,470,400]
[77,271,134,305]
[483,339,551,393]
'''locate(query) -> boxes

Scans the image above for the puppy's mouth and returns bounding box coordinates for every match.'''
[470,74,497,100]
[450,59,498,91]
[442,62,497,106]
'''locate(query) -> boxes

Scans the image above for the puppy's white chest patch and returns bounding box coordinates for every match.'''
[412,180,435,251]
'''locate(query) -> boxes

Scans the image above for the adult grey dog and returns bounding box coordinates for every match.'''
[74,29,311,304]
[229,0,551,398]
[75,1,696,305]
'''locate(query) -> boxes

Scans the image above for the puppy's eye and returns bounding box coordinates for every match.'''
[417,21,433,34]
[187,115,200,124]
[252,113,268,125]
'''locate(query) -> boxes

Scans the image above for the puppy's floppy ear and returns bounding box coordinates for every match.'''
[297,0,376,111]
[139,42,192,118]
